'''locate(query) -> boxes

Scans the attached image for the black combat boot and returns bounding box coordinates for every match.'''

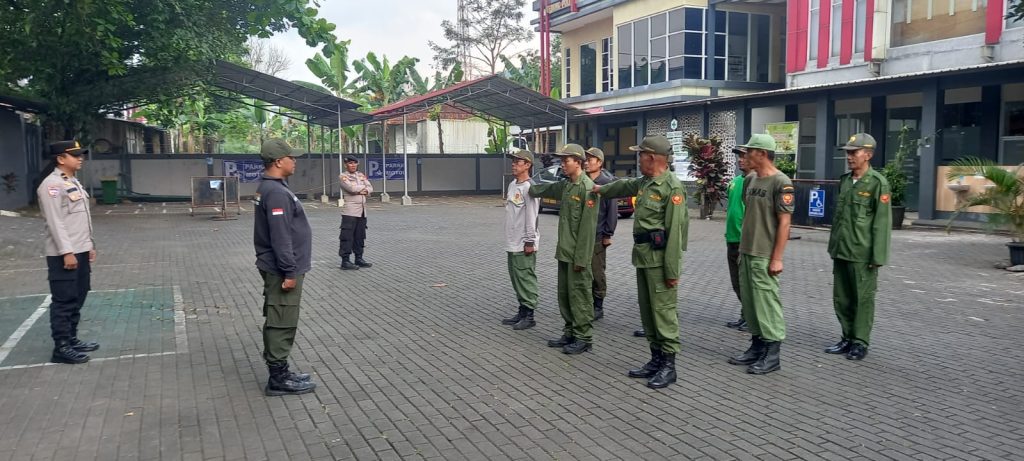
[728,335,765,365]
[593,297,604,320]
[561,339,592,355]
[52,341,89,364]
[846,342,868,361]
[547,335,574,347]
[627,346,664,378]
[725,317,745,329]
[265,363,317,396]
[632,328,646,337]
[501,306,527,325]
[286,362,312,382]
[512,308,535,330]
[355,258,372,268]
[69,338,100,352]
[340,258,359,270]
[747,340,781,375]
[646,353,677,389]
[824,338,851,354]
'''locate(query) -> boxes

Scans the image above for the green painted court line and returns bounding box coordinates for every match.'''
[0,296,50,365]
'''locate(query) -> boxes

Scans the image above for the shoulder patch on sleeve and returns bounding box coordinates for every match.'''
[880,194,890,204]
[47,186,60,197]
[672,194,683,205]
[782,193,794,205]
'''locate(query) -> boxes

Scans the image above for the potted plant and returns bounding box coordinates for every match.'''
[945,157,1024,266]
[684,134,728,219]
[880,125,916,229]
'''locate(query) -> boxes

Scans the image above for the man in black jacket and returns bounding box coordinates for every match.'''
[584,147,618,320]
[254,138,316,396]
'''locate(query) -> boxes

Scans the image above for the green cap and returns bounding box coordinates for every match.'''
[629,135,673,156]
[839,133,877,151]
[260,138,304,160]
[736,134,777,153]
[508,149,534,164]
[585,147,605,161]
[554,143,586,161]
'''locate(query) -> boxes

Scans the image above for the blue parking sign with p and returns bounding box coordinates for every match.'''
[809,188,825,218]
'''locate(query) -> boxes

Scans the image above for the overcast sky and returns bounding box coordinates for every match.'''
[267,0,541,85]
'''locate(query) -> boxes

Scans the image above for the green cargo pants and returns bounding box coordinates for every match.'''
[260,271,305,365]
[591,241,608,300]
[557,261,594,342]
[738,255,786,342]
[636,266,681,354]
[507,251,538,309]
[832,259,878,346]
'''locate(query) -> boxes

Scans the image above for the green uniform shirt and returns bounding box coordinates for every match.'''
[599,170,689,280]
[828,167,892,266]
[740,172,794,258]
[724,175,745,243]
[529,174,598,268]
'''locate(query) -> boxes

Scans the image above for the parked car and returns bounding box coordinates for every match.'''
[531,164,635,218]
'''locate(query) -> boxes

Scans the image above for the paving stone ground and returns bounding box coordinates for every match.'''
[0,195,1021,461]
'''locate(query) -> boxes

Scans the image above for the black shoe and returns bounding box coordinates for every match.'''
[846,343,868,361]
[725,317,745,329]
[632,329,646,337]
[736,320,749,332]
[340,260,359,270]
[69,338,100,352]
[593,307,604,320]
[825,338,852,354]
[52,344,89,364]
[747,340,781,375]
[646,353,677,389]
[265,363,316,396]
[593,297,604,320]
[355,258,372,268]
[547,335,573,347]
[512,309,535,330]
[561,340,592,355]
[501,306,527,325]
[728,336,765,365]
[628,347,664,378]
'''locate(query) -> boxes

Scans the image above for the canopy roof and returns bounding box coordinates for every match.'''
[370,75,582,127]
[212,60,370,127]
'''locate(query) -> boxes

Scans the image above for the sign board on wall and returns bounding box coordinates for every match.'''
[367,155,406,180]
[765,122,799,157]
[223,160,265,183]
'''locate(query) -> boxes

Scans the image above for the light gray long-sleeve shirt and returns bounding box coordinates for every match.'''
[504,179,540,252]
[36,169,94,257]
[340,171,373,217]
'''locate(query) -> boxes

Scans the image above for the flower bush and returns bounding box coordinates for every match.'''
[685,134,730,218]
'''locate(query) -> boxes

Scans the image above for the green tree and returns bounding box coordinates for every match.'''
[0,0,338,137]
[351,52,418,154]
[429,0,533,76]
[407,64,464,154]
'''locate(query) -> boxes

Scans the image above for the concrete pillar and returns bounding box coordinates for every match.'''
[918,81,944,220]
[814,93,837,179]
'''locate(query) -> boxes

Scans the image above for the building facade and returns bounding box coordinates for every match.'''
[536,0,1024,219]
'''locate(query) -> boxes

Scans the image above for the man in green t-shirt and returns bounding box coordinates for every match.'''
[727,134,793,375]
[724,150,751,331]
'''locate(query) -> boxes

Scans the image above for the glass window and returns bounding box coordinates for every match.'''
[580,42,597,96]
[891,0,988,46]
[651,13,667,37]
[830,0,842,57]
[669,57,685,81]
[684,57,703,79]
[727,12,749,81]
[753,14,770,82]
[809,0,819,61]
[669,33,685,57]
[854,0,867,53]
[670,8,686,34]
[564,48,571,97]
[684,31,703,56]
[633,19,649,86]
[618,24,632,89]
[685,8,704,31]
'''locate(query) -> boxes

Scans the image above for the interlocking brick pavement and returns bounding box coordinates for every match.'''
[0,194,1020,460]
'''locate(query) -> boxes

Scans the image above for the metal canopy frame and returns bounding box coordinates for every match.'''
[369,74,582,128]
[212,60,371,127]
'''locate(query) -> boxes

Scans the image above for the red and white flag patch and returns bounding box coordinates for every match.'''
[271,208,285,216]
[48,186,60,197]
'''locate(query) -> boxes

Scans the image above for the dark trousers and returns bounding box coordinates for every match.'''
[591,240,608,300]
[261,271,305,365]
[47,252,91,345]
[339,214,367,260]
[726,242,742,303]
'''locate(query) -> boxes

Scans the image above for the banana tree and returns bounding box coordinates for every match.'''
[408,63,464,154]
[351,52,419,153]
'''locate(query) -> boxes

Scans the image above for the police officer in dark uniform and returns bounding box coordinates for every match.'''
[254,138,316,396]
[36,141,100,364]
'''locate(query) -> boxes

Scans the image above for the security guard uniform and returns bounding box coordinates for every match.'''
[36,141,100,364]
[339,155,373,269]
[827,133,892,360]
[529,144,599,355]
[599,135,689,389]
